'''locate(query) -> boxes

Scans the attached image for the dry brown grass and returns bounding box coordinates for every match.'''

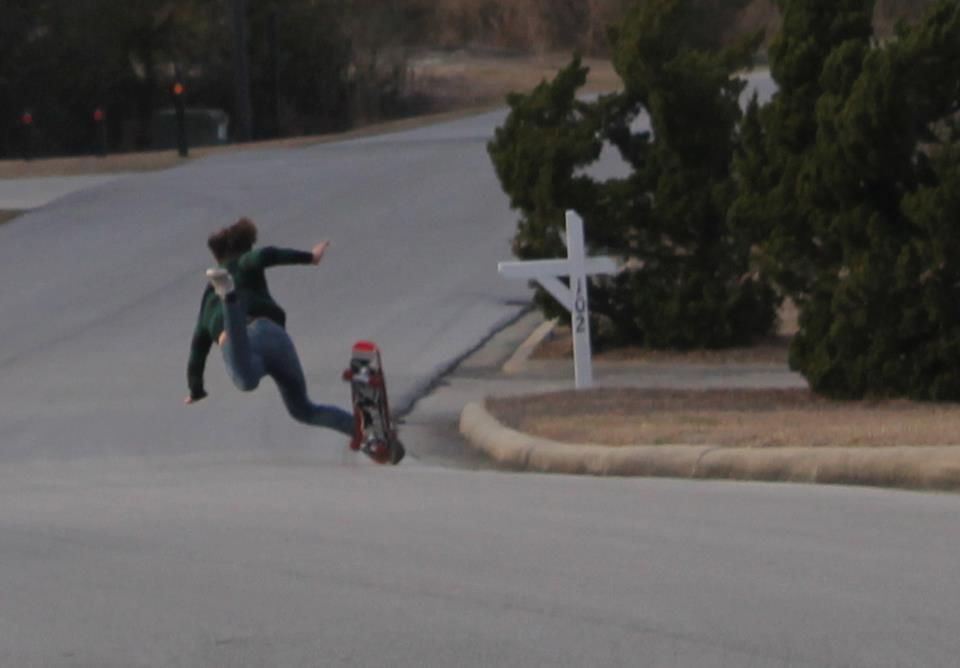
[422,0,929,53]
[426,0,629,54]
[487,388,960,449]
[410,51,620,108]
[506,301,960,451]
[0,211,20,226]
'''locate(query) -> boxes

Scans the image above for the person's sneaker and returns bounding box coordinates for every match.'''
[205,268,234,297]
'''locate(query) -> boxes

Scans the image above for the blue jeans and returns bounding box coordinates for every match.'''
[220,295,354,436]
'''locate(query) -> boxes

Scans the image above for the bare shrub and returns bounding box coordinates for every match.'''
[421,1,936,54]
[426,0,624,54]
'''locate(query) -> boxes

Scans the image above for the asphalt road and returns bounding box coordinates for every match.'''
[1,72,959,667]
[0,174,128,210]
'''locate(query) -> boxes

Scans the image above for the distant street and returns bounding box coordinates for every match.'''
[0,173,129,210]
[1,72,959,667]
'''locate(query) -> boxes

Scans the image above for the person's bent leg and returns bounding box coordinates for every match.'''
[256,321,354,435]
[220,293,265,392]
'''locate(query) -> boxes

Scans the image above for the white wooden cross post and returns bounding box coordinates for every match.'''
[498,210,617,389]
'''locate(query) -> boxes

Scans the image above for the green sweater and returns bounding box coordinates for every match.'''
[187,246,314,399]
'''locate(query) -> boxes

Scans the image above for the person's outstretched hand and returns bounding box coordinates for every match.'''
[312,241,330,265]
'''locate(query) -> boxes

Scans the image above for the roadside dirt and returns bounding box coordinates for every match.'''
[409,51,620,108]
[495,300,960,450]
[487,387,960,449]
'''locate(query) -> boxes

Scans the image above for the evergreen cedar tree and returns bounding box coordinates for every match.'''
[735,0,960,399]
[491,0,960,401]
[489,0,778,352]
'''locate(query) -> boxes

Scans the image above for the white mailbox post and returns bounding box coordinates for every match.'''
[498,210,617,389]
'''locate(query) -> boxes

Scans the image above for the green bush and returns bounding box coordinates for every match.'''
[487,56,605,325]
[734,0,960,399]
[489,0,779,350]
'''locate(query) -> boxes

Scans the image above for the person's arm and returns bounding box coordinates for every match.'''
[185,330,212,403]
[184,293,214,404]
[237,246,315,271]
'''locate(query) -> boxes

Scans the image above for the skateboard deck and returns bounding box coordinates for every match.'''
[342,341,404,465]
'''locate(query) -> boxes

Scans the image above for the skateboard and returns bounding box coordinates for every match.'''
[342,341,405,465]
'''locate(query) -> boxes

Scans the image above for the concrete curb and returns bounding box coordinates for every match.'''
[460,401,960,491]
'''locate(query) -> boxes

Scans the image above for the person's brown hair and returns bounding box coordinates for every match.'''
[208,218,258,262]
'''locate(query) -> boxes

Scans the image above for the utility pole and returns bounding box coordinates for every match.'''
[171,81,189,157]
[231,0,254,142]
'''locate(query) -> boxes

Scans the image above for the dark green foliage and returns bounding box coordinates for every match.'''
[0,0,223,154]
[0,0,426,156]
[597,0,778,347]
[488,57,604,323]
[734,0,960,399]
[730,0,875,295]
[247,1,354,136]
[489,0,779,349]
[489,57,603,259]
[797,1,960,399]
